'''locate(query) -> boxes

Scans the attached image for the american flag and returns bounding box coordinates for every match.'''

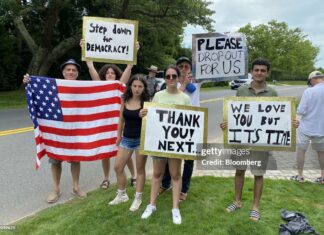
[25,76,124,169]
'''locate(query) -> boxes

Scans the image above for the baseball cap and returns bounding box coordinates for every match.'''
[176,57,192,69]
[147,65,158,72]
[60,59,81,72]
[308,70,323,80]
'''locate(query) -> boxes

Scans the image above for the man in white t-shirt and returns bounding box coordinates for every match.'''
[291,70,324,184]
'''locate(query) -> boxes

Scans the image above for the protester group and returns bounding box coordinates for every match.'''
[23,38,324,225]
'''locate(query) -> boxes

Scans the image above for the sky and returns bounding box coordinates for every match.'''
[183,0,324,68]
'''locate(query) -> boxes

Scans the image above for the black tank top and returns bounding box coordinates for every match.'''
[122,106,142,138]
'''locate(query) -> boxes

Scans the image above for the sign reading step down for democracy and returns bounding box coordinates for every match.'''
[82,17,138,64]
[192,32,248,81]
[140,102,208,160]
[223,97,296,151]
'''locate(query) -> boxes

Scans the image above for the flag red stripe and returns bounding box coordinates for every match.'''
[47,151,117,161]
[37,149,46,159]
[35,135,42,145]
[63,110,120,122]
[58,83,124,94]
[43,137,117,149]
[60,97,121,108]
[39,124,118,136]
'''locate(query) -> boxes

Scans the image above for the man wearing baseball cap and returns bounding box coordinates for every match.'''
[23,58,87,203]
[291,70,324,184]
[145,65,159,100]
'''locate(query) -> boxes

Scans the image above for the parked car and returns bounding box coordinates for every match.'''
[229,73,252,90]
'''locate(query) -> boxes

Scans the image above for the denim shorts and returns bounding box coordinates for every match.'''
[120,136,140,150]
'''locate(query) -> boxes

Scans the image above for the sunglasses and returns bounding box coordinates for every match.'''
[165,74,178,80]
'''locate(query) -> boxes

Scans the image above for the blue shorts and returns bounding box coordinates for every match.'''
[120,136,140,150]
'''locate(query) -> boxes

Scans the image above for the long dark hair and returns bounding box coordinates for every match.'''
[98,64,122,80]
[123,74,150,106]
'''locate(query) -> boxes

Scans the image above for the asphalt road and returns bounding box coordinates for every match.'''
[0,85,306,225]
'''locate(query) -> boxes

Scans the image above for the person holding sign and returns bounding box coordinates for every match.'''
[81,39,138,189]
[23,59,87,203]
[108,74,150,211]
[220,58,277,221]
[160,57,201,202]
[140,65,191,225]
[291,71,324,184]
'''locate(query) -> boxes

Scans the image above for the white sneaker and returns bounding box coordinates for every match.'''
[129,196,142,212]
[141,204,156,219]
[108,193,129,205]
[172,208,182,224]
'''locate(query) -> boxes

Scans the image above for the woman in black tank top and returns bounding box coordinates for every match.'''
[108,74,150,212]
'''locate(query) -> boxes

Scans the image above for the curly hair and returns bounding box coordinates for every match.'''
[98,64,122,81]
[123,74,150,106]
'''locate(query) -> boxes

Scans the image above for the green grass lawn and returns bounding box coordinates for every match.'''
[3,176,323,235]
[0,89,27,109]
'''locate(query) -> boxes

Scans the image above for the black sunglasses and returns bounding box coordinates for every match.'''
[165,74,178,80]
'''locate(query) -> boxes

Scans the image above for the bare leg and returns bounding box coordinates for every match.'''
[297,148,307,178]
[252,175,263,212]
[101,158,110,181]
[71,162,80,192]
[168,158,182,209]
[126,154,136,180]
[51,163,62,193]
[114,148,133,190]
[234,170,245,207]
[149,159,167,206]
[135,151,147,193]
[317,151,324,178]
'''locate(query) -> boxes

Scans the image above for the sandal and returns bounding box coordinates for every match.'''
[314,177,324,184]
[249,210,260,221]
[130,178,136,187]
[226,203,241,212]
[100,180,110,189]
[290,175,305,183]
[179,192,187,202]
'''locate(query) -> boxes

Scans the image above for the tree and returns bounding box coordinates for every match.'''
[239,21,319,77]
[1,0,214,83]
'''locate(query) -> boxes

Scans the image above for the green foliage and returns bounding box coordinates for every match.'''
[0,0,215,90]
[239,21,319,77]
[0,22,20,91]
[6,177,324,235]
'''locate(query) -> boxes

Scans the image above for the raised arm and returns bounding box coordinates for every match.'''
[86,60,100,81]
[119,41,140,84]
[80,39,100,81]
[119,64,133,84]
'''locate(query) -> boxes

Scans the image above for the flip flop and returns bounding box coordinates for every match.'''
[290,175,305,183]
[226,203,241,212]
[250,210,260,221]
[179,192,187,202]
[100,180,110,189]
[314,177,324,184]
[47,191,61,203]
